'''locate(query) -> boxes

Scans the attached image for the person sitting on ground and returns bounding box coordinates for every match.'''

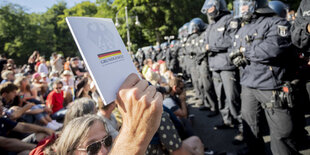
[37,57,49,75]
[75,77,92,99]
[60,70,74,105]
[146,111,204,155]
[32,73,48,99]
[40,73,163,155]
[97,100,119,139]
[53,115,111,155]
[63,97,97,127]
[0,98,54,155]
[6,59,16,72]
[0,82,35,121]
[50,53,63,73]
[14,76,43,105]
[13,76,59,128]
[1,70,15,85]
[163,77,188,118]
[63,57,71,71]
[0,54,8,81]
[46,80,66,121]
[70,57,86,77]
[159,61,174,85]
[30,97,97,154]
[163,77,196,138]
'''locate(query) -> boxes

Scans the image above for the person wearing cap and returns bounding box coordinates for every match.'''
[61,70,74,89]
[61,70,74,105]
[70,57,86,77]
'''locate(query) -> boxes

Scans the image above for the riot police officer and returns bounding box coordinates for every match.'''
[161,42,169,62]
[230,0,299,154]
[142,46,153,60]
[178,25,189,78]
[291,0,310,55]
[154,45,161,62]
[135,48,145,70]
[168,40,181,73]
[290,0,310,147]
[188,18,218,113]
[201,0,242,132]
[291,0,310,99]
[186,20,202,100]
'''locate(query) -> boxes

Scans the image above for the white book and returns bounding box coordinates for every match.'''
[66,17,139,105]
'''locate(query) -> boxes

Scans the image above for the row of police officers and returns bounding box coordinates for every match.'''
[133,0,310,154]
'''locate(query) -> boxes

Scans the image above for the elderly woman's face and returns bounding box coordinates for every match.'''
[74,120,109,155]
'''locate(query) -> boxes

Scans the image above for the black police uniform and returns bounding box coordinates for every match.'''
[196,30,218,111]
[205,13,242,126]
[178,41,187,76]
[291,0,310,102]
[143,46,152,60]
[232,15,299,155]
[186,33,202,99]
[291,0,310,54]
[135,49,145,70]
[169,41,181,73]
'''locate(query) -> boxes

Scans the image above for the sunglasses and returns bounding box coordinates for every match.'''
[77,135,112,155]
[56,87,62,89]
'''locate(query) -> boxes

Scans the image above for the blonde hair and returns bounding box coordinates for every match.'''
[55,115,107,155]
[14,76,31,93]
[1,70,13,80]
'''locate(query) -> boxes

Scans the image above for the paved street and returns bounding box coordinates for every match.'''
[185,86,310,155]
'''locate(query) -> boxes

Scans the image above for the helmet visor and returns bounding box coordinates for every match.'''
[201,0,220,14]
[233,1,256,19]
[188,22,199,35]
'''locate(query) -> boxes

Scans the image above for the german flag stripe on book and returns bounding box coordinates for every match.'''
[98,50,121,59]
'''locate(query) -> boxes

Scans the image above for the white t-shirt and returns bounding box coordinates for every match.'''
[38,63,49,75]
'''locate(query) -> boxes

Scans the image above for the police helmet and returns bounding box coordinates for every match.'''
[160,42,169,50]
[268,1,288,18]
[170,40,177,48]
[182,23,190,39]
[137,48,142,53]
[201,0,227,14]
[233,0,275,20]
[154,45,161,52]
[178,27,183,39]
[188,18,207,35]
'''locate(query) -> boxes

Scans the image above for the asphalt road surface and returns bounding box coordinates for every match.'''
[185,85,310,155]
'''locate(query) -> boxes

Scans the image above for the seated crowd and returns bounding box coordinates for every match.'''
[0,52,204,155]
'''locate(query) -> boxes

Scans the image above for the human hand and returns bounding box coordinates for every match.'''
[44,106,53,114]
[205,44,209,51]
[307,23,310,33]
[44,127,55,135]
[229,49,243,61]
[24,102,35,109]
[113,73,163,154]
[179,91,186,102]
[232,56,249,68]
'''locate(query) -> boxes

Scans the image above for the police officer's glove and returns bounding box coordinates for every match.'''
[232,56,249,68]
[229,49,243,61]
[207,51,216,57]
